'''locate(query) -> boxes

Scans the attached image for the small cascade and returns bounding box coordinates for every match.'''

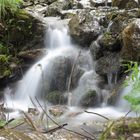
[3,17,134,122]
[70,70,101,106]
[107,20,113,32]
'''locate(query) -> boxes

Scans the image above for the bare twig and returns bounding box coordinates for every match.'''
[42,123,67,133]
[85,111,110,121]
[100,121,114,139]
[10,121,25,129]
[64,128,95,140]
[29,96,38,109]
[68,50,81,92]
[124,110,132,118]
[0,118,15,129]
[81,127,97,139]
[23,111,39,131]
[35,97,59,126]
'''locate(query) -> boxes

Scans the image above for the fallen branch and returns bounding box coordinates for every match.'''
[85,111,110,121]
[0,118,15,129]
[23,111,39,132]
[67,50,81,92]
[81,127,97,139]
[10,121,25,129]
[42,123,67,133]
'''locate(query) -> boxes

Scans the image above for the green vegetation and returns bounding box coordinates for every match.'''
[124,61,140,112]
[0,0,22,19]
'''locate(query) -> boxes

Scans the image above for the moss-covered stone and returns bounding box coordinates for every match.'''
[79,90,99,107]
[121,19,140,61]
[100,118,140,140]
[112,0,139,9]
[46,91,67,105]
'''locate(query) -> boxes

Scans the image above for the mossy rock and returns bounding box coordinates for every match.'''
[112,0,139,9]
[100,118,140,140]
[99,32,122,52]
[46,91,67,105]
[79,90,99,107]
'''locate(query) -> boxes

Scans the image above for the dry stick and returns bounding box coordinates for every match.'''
[124,110,132,118]
[10,121,25,129]
[35,97,94,140]
[67,51,81,106]
[35,97,60,126]
[67,50,81,92]
[100,121,114,139]
[63,128,95,140]
[0,118,15,129]
[85,111,110,121]
[29,96,38,109]
[42,123,68,133]
[122,109,132,139]
[23,111,39,131]
[81,128,97,139]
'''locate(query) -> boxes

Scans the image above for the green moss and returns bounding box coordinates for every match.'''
[101,118,140,140]
[46,91,67,105]
[80,90,98,107]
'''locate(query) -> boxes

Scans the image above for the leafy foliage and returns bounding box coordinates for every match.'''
[0,0,22,19]
[124,61,140,112]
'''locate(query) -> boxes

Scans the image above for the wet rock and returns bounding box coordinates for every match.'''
[98,32,122,52]
[49,105,68,117]
[46,91,67,105]
[90,0,112,7]
[95,53,120,76]
[121,19,140,61]
[45,0,73,16]
[112,0,139,9]
[28,108,39,116]
[18,49,46,64]
[102,118,140,140]
[79,90,99,107]
[49,56,84,92]
[90,36,103,60]
[68,10,101,47]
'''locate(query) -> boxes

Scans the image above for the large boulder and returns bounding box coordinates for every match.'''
[112,0,139,9]
[79,90,99,107]
[90,36,104,60]
[68,10,101,47]
[49,56,84,92]
[121,19,140,61]
[45,0,73,16]
[46,91,67,105]
[90,0,112,7]
[95,53,120,76]
[18,49,46,64]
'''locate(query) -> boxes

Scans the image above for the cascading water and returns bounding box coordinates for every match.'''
[4,17,134,122]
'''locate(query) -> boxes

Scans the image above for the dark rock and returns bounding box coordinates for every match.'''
[49,105,68,117]
[68,10,101,47]
[121,18,140,61]
[49,56,84,92]
[18,49,46,64]
[45,0,73,16]
[95,52,120,76]
[112,0,139,9]
[98,32,122,52]
[46,91,67,105]
[90,0,112,7]
[79,90,99,107]
[90,36,103,60]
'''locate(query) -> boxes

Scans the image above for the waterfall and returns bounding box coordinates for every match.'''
[4,18,96,111]
[3,17,134,120]
[4,19,74,110]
